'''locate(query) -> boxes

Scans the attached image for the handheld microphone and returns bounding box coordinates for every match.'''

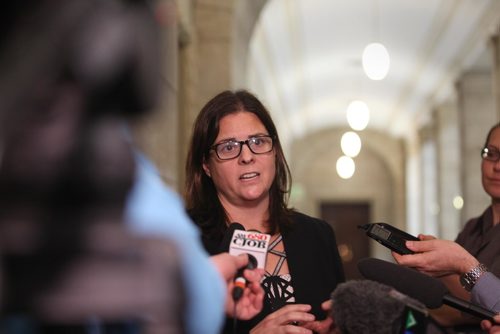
[232,254,258,301]
[331,280,428,334]
[358,258,498,322]
[222,224,270,302]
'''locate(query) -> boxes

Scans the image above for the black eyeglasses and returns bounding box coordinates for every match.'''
[210,135,274,160]
[481,146,500,162]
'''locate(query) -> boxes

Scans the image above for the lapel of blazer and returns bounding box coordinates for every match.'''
[280,220,310,303]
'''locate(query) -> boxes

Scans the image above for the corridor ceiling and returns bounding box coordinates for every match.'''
[247,0,500,141]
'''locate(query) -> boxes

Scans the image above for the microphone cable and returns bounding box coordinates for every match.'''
[233,302,238,334]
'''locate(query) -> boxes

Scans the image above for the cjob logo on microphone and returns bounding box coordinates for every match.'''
[229,230,270,269]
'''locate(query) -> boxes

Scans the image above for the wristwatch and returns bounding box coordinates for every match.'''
[459,263,488,292]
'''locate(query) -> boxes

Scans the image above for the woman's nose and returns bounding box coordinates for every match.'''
[238,143,254,164]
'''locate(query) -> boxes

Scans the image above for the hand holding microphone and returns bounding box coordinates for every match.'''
[211,252,264,320]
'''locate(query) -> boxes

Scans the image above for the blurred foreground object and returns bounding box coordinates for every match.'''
[0,0,185,332]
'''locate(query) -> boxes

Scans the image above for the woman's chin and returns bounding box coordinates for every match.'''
[240,191,268,204]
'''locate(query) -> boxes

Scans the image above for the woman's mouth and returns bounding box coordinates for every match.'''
[240,172,259,180]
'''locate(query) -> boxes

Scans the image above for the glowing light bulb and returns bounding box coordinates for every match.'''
[453,196,464,210]
[341,131,362,157]
[362,42,390,80]
[346,100,370,131]
[336,156,355,179]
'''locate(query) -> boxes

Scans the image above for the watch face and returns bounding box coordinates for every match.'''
[459,271,476,291]
[459,275,470,289]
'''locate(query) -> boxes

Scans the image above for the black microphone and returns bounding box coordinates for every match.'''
[358,258,498,322]
[331,280,429,334]
[218,222,245,253]
[232,254,258,301]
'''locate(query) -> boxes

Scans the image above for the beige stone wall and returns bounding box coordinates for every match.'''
[456,71,496,223]
[132,0,180,188]
[132,0,238,192]
[435,99,462,240]
[492,33,500,119]
[418,124,439,236]
[289,128,405,260]
[177,0,235,192]
[231,0,268,88]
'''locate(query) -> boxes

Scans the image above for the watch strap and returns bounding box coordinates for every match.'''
[460,263,488,292]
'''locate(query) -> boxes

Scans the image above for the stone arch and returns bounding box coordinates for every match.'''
[289,127,405,258]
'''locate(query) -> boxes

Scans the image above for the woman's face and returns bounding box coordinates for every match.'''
[481,127,500,200]
[203,111,276,208]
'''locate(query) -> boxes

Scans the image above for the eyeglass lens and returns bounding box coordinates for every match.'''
[482,146,500,162]
[215,136,273,160]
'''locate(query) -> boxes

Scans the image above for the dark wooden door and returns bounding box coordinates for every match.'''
[320,202,370,280]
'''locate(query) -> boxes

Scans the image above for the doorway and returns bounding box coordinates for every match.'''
[320,202,371,280]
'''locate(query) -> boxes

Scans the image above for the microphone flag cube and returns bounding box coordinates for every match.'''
[229,230,270,269]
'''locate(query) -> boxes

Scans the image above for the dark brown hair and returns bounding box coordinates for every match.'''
[483,122,500,148]
[185,90,292,238]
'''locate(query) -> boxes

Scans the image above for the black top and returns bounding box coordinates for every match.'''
[200,211,345,334]
[456,206,500,277]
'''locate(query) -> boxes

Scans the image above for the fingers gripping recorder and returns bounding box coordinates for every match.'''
[228,227,270,301]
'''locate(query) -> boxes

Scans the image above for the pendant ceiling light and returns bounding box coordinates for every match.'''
[362,42,390,80]
[341,131,362,158]
[336,156,355,179]
[362,0,390,80]
[346,100,370,131]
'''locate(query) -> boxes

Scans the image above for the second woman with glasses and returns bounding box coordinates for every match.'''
[185,90,345,334]
[393,122,500,331]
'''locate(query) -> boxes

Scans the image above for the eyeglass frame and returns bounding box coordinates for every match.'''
[481,146,500,162]
[210,135,275,160]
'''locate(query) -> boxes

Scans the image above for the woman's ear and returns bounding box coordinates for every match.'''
[202,161,211,178]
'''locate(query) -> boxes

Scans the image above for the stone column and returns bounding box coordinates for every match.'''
[177,0,234,190]
[434,100,462,239]
[132,0,180,188]
[491,31,500,121]
[456,72,495,224]
[419,123,439,236]
[232,0,267,88]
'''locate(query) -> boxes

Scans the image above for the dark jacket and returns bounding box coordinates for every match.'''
[201,211,345,334]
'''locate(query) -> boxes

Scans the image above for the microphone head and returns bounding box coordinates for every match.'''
[358,258,447,309]
[331,280,427,334]
[247,254,257,270]
[218,222,245,253]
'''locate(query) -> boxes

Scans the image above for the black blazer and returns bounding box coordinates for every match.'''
[202,211,345,334]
